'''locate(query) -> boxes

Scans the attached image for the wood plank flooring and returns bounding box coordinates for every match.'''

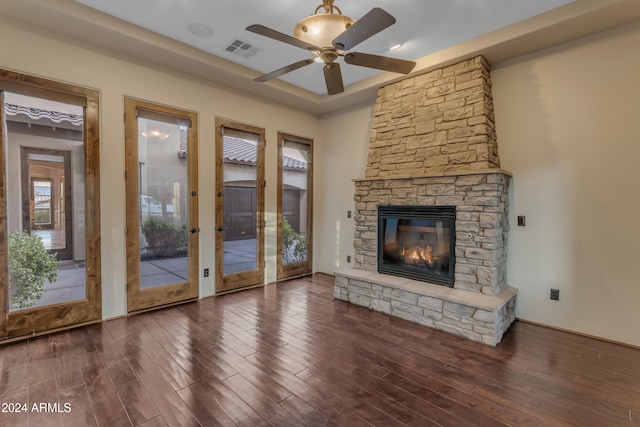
[1,273,640,426]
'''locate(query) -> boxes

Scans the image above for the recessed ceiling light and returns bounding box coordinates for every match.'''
[187,22,214,38]
[388,42,403,51]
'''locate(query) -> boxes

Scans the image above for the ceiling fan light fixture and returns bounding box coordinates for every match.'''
[293,12,354,49]
[247,1,415,95]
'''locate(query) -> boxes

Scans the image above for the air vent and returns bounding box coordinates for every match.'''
[224,38,259,58]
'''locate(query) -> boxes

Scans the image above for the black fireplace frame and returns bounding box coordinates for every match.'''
[377,205,456,287]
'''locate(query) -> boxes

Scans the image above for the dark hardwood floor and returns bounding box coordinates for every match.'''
[2,273,640,426]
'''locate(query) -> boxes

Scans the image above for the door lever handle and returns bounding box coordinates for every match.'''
[190,228,199,234]
[217,226,227,232]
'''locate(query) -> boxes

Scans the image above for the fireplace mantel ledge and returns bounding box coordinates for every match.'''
[352,168,513,183]
[334,267,517,312]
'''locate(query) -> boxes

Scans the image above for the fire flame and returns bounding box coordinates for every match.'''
[404,244,436,266]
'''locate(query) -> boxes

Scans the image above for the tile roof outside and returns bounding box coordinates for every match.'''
[224,137,306,170]
[4,104,83,127]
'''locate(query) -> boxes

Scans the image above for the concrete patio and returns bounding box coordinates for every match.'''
[13,239,257,311]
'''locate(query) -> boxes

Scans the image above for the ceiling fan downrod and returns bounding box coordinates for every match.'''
[316,0,342,15]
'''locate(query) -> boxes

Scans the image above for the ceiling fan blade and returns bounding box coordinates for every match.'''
[332,7,396,51]
[246,24,319,51]
[344,52,416,74]
[254,58,316,82]
[323,63,344,95]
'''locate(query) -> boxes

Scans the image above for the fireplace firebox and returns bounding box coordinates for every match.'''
[378,206,455,287]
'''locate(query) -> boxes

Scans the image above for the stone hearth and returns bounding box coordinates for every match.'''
[333,56,517,346]
[334,267,517,346]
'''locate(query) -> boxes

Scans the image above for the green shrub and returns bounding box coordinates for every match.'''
[282,217,307,264]
[34,209,51,224]
[9,230,58,310]
[141,217,188,257]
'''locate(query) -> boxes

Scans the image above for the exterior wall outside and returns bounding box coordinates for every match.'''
[224,164,306,190]
[138,124,187,226]
[282,170,307,190]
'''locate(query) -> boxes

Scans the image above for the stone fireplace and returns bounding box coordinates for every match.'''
[334,56,517,346]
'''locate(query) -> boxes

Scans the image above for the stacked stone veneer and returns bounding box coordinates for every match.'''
[353,171,511,295]
[334,268,517,346]
[366,56,499,178]
[334,56,518,346]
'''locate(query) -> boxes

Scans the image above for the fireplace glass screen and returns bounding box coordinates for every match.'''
[378,206,455,286]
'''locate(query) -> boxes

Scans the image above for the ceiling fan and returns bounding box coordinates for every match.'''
[246,0,416,95]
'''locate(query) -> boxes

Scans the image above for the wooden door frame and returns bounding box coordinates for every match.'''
[0,69,101,340]
[21,147,73,260]
[215,118,265,293]
[124,97,199,312]
[277,132,313,279]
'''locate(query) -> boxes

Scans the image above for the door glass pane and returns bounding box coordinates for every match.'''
[223,129,258,274]
[33,179,53,227]
[4,92,86,311]
[138,117,189,288]
[282,139,309,265]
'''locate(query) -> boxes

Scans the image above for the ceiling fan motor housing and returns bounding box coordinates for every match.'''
[318,48,339,64]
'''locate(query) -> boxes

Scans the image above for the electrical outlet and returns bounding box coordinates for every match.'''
[347,255,351,263]
[517,216,526,226]
[550,288,559,301]
[204,268,209,278]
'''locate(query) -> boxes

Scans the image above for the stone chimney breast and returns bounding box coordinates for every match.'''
[334,56,518,346]
[366,56,499,179]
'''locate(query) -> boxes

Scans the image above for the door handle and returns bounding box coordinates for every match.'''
[217,226,227,232]
[190,228,199,234]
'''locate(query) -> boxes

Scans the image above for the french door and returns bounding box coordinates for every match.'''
[215,119,265,293]
[277,133,313,279]
[21,147,73,261]
[124,98,199,312]
[0,70,101,340]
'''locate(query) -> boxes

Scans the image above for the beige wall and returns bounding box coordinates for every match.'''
[0,17,322,319]
[492,22,640,347]
[316,105,373,273]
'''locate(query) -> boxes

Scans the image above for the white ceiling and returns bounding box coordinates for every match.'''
[74,0,572,95]
[2,0,640,115]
